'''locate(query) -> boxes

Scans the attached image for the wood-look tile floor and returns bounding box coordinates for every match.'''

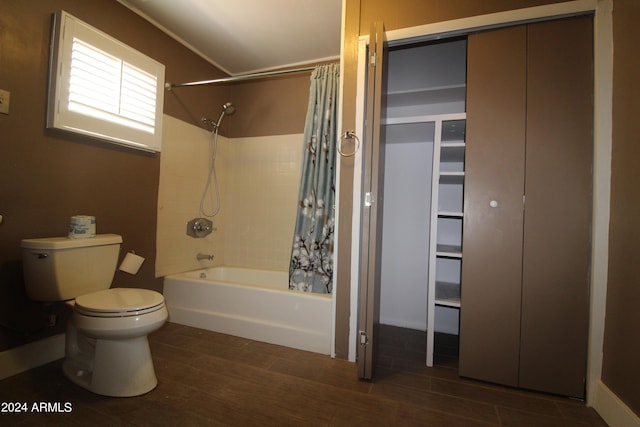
[0,322,607,426]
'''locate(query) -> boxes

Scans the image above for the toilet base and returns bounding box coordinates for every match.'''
[63,321,159,397]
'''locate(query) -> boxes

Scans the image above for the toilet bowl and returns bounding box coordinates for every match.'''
[63,288,168,397]
[20,234,167,397]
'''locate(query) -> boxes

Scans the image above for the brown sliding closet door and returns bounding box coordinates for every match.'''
[459,25,527,388]
[460,16,592,399]
[519,16,592,398]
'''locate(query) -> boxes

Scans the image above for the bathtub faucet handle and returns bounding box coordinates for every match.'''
[187,218,214,238]
[197,253,214,261]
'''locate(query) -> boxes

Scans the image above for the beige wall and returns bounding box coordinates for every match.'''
[156,117,302,276]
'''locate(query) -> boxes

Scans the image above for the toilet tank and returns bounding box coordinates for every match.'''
[21,234,123,302]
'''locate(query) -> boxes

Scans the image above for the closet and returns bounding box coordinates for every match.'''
[459,16,593,399]
[378,38,467,367]
[357,16,592,398]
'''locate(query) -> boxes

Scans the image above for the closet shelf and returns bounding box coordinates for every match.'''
[382,112,466,126]
[385,84,466,108]
[435,299,461,308]
[438,211,463,218]
[436,244,463,258]
[439,172,465,184]
[435,281,461,308]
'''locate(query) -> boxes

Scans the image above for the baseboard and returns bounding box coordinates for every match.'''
[0,334,65,380]
[594,380,640,427]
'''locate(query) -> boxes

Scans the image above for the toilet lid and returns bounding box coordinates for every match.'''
[74,288,164,318]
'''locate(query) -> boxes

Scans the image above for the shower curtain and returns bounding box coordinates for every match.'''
[289,64,339,294]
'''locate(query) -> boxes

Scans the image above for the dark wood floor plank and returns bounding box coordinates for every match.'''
[371,380,501,424]
[0,322,607,426]
[396,401,497,427]
[430,377,563,417]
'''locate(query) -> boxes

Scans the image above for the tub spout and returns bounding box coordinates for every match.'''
[197,253,214,261]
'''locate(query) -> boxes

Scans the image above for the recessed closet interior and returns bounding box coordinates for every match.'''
[379,37,467,365]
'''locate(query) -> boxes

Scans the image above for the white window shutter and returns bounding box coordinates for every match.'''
[47,11,165,152]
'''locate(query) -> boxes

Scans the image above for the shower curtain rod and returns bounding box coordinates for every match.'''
[165,65,322,90]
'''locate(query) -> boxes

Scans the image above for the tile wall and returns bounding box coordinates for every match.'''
[156,116,302,277]
[220,133,302,270]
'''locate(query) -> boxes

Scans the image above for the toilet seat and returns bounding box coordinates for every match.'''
[74,288,165,318]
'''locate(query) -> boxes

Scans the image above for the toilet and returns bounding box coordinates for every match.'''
[20,234,167,397]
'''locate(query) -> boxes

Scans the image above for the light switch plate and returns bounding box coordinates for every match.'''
[0,89,10,114]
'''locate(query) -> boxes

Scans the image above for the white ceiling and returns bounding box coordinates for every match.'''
[118,0,342,76]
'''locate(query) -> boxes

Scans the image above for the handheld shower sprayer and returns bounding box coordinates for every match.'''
[199,102,236,217]
[221,102,236,116]
[202,102,236,132]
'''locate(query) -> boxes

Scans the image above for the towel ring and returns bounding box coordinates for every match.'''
[338,131,360,157]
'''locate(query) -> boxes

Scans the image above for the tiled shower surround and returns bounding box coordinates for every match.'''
[156,115,302,277]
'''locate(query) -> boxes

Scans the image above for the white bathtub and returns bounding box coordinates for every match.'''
[163,267,332,354]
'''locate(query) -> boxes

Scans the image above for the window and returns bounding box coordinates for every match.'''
[47,11,165,152]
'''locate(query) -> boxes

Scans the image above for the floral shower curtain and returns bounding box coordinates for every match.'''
[289,64,340,294]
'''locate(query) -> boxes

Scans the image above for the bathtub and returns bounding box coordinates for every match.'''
[163,267,332,355]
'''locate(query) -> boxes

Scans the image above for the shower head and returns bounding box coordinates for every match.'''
[213,102,235,130]
[222,102,236,116]
[202,102,236,132]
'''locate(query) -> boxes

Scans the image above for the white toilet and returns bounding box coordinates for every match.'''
[20,234,167,397]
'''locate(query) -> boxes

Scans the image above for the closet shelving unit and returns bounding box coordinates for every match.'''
[427,115,465,367]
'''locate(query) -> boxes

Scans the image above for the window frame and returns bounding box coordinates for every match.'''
[47,10,165,152]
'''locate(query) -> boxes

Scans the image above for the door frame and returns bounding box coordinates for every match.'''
[343,0,611,406]
[356,21,387,379]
